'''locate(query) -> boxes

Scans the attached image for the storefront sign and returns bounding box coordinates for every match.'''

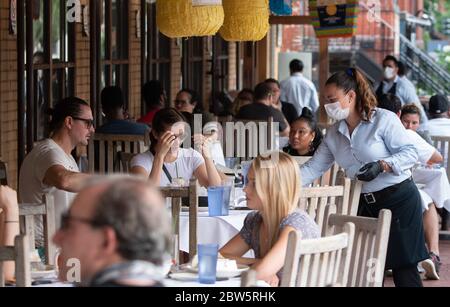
[310,0,358,39]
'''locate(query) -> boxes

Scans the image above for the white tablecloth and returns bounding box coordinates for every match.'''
[179,210,253,253]
[164,276,269,287]
[413,167,450,212]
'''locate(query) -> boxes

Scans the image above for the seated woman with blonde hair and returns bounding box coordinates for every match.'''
[219,151,319,286]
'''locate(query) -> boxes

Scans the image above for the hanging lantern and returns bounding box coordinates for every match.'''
[219,0,270,42]
[270,0,292,16]
[156,0,224,38]
[309,0,359,39]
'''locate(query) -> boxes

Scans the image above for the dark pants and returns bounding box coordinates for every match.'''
[359,179,428,287]
[392,266,423,287]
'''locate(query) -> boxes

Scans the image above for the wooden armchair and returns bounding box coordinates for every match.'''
[160,179,198,260]
[299,177,351,234]
[19,194,57,266]
[281,222,355,287]
[324,209,392,287]
[0,235,31,287]
[88,133,150,174]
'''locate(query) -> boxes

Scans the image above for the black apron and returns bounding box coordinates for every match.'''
[358,179,428,270]
[376,82,397,101]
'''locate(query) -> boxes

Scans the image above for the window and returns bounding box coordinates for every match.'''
[182,38,204,106]
[141,1,171,114]
[211,35,229,114]
[20,0,75,151]
[100,0,129,116]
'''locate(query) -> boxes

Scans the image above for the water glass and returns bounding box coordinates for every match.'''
[207,186,231,216]
[198,244,219,284]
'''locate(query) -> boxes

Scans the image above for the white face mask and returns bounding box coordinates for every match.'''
[384,67,395,80]
[325,101,350,121]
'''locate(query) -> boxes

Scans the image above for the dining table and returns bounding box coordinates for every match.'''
[413,166,450,212]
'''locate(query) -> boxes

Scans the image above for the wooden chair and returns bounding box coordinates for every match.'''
[160,179,198,260]
[281,222,355,287]
[88,133,150,174]
[299,177,352,234]
[0,235,31,287]
[116,152,136,173]
[323,209,392,287]
[18,194,57,266]
[431,135,450,179]
[0,160,8,186]
[223,117,275,161]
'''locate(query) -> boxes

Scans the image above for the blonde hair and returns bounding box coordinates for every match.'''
[250,151,302,255]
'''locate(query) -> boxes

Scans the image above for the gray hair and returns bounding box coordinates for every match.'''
[87,176,171,266]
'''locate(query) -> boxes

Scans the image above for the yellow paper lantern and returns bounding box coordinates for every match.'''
[220,0,270,42]
[156,0,224,38]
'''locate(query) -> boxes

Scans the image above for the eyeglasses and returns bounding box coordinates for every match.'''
[72,117,95,129]
[60,212,104,230]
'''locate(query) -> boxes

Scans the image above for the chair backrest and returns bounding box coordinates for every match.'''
[431,135,450,179]
[323,209,392,287]
[88,133,150,174]
[160,179,198,260]
[0,235,31,287]
[116,152,136,173]
[281,222,355,287]
[0,160,8,186]
[299,178,351,234]
[18,194,57,266]
[223,117,275,161]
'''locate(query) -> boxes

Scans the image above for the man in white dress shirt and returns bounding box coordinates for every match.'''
[280,59,319,115]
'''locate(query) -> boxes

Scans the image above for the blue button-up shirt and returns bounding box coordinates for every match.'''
[300,108,418,193]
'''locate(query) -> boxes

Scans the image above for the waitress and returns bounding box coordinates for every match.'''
[301,68,427,287]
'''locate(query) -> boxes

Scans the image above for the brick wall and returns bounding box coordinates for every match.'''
[0,1,18,188]
[128,0,141,118]
[170,39,182,107]
[75,0,90,103]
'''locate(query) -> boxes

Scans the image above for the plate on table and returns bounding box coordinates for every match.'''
[185,264,249,279]
[168,272,199,282]
[31,266,57,280]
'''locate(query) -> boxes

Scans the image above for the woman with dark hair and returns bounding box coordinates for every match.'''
[130,108,221,187]
[400,104,433,144]
[174,89,215,131]
[231,89,254,116]
[300,68,427,287]
[283,107,323,156]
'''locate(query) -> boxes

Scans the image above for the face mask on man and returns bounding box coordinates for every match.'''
[325,101,350,121]
[384,67,395,80]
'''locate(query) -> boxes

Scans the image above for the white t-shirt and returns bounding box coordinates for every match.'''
[427,118,450,137]
[406,129,435,164]
[130,148,205,186]
[18,139,79,246]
